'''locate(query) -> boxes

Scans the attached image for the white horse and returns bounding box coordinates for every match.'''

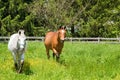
[8,30,26,73]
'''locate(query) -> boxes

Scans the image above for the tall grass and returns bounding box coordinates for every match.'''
[0,42,120,80]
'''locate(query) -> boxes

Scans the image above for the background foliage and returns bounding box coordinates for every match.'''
[0,0,120,37]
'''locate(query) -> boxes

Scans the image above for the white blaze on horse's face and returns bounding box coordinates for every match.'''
[59,29,66,43]
[18,36,26,50]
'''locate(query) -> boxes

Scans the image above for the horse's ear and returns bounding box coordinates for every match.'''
[64,26,66,30]
[18,31,21,35]
[59,25,66,30]
[23,30,25,34]
[59,26,62,29]
[18,30,25,35]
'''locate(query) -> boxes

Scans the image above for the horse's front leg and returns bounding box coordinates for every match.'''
[53,48,60,62]
[11,52,18,70]
[18,53,24,73]
[56,53,60,62]
[56,49,62,62]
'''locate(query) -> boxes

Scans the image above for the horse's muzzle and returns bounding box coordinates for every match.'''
[60,39,64,43]
[19,45,25,51]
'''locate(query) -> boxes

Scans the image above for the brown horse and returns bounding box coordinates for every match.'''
[44,26,66,61]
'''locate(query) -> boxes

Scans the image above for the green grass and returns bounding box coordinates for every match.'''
[0,42,120,80]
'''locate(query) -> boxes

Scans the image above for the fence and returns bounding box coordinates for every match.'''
[0,37,120,43]
[65,37,120,43]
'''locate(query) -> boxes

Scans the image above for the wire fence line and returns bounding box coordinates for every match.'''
[0,36,120,43]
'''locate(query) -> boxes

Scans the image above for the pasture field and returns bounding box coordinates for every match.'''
[0,42,120,80]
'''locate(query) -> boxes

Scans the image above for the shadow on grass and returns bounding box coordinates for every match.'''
[12,61,33,75]
[58,58,68,66]
[23,61,34,75]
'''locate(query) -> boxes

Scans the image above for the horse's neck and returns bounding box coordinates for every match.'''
[56,32,60,41]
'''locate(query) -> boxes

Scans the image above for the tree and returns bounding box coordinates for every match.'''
[0,0,120,37]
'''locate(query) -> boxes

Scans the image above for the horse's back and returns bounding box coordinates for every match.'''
[8,33,19,51]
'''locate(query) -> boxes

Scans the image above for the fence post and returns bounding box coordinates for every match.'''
[98,37,100,43]
[71,37,72,43]
[117,37,120,43]
[42,37,44,42]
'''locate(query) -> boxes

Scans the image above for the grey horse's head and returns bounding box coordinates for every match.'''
[17,30,26,51]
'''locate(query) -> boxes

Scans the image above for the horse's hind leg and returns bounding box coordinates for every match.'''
[14,63,18,70]
[53,53,55,59]
[46,48,50,59]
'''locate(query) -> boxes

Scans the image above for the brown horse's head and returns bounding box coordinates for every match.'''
[58,26,66,43]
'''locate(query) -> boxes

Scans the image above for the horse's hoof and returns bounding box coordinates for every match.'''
[14,63,18,70]
[17,70,22,73]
